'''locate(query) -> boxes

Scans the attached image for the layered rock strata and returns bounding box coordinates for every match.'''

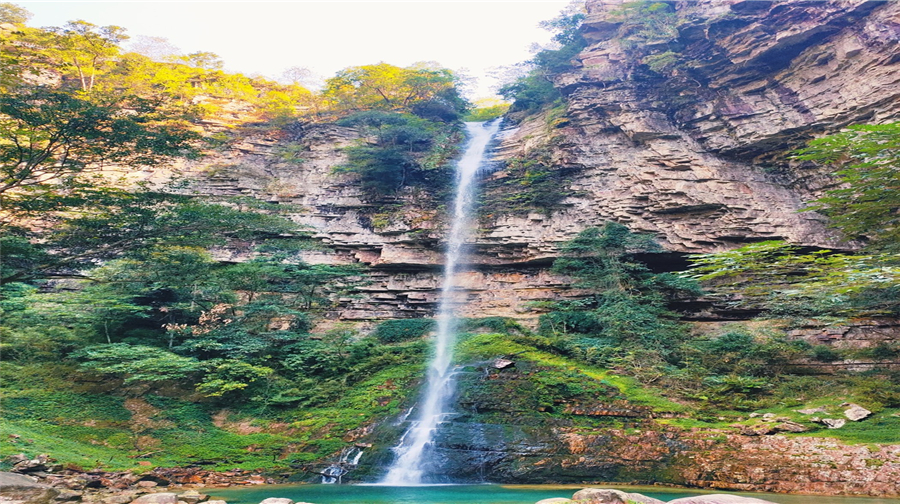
[168,1,900,323]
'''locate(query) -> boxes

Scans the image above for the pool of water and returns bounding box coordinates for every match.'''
[206,484,900,504]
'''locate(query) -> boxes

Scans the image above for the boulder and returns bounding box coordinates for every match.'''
[571,488,665,504]
[10,455,55,475]
[177,491,208,504]
[844,404,872,421]
[104,495,137,504]
[821,418,847,429]
[53,490,83,502]
[0,472,60,504]
[258,499,293,504]
[131,493,179,504]
[667,495,778,504]
[536,499,574,504]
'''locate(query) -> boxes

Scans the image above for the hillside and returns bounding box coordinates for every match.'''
[1,0,900,498]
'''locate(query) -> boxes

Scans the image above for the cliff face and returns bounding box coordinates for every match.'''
[485,0,900,255]
[154,1,900,494]
[175,0,900,324]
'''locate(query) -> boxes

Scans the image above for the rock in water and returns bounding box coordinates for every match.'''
[258,499,294,504]
[0,472,59,504]
[668,495,779,504]
[571,488,665,504]
[535,499,574,504]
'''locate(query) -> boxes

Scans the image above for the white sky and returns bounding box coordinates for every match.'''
[17,1,572,98]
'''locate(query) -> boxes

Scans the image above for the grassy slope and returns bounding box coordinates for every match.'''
[2,331,897,476]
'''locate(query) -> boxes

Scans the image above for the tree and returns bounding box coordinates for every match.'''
[181,51,223,70]
[684,240,900,318]
[0,2,30,24]
[324,62,463,114]
[794,122,900,251]
[0,88,199,199]
[333,110,459,199]
[45,20,129,92]
[499,2,586,114]
[541,223,700,368]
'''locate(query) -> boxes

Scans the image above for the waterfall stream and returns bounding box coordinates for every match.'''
[381,120,501,485]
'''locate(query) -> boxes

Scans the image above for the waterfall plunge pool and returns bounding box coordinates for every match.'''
[206,484,900,504]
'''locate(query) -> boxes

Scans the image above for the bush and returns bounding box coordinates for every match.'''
[373,318,435,343]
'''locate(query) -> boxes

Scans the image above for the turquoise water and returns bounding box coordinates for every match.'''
[206,484,900,504]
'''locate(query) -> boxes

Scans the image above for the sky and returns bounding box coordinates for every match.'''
[17,1,573,98]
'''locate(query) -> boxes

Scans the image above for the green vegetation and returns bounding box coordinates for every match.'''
[0,6,472,474]
[334,110,462,200]
[685,241,900,320]
[373,318,435,343]
[794,122,900,251]
[537,223,701,375]
[499,5,586,115]
[463,98,510,122]
[479,145,575,217]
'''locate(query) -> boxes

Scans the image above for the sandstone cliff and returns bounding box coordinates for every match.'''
[167,0,899,326]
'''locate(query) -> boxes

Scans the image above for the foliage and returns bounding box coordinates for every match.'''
[2,190,300,285]
[323,62,465,115]
[609,2,678,48]
[462,98,510,122]
[335,110,461,199]
[794,122,900,251]
[73,344,202,384]
[0,88,199,198]
[499,2,585,115]
[478,142,579,217]
[0,2,30,24]
[684,240,900,318]
[373,318,435,343]
[539,223,700,372]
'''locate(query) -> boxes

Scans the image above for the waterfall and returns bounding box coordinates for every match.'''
[381,120,501,485]
[322,446,366,484]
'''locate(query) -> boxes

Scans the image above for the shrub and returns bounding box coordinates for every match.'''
[373,318,435,343]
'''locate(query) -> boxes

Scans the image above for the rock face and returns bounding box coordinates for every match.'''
[489,0,900,255]
[163,1,900,325]
[0,472,59,504]
[141,1,900,495]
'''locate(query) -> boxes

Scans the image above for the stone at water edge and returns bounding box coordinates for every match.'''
[258,499,294,504]
[178,490,209,504]
[571,488,665,504]
[535,499,574,504]
[130,492,179,504]
[667,495,779,504]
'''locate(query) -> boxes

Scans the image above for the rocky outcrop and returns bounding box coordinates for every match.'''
[487,0,900,255]
[0,472,59,504]
[158,1,899,324]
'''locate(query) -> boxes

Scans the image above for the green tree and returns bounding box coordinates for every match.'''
[0,88,198,199]
[499,2,586,114]
[684,240,900,318]
[540,223,700,369]
[73,343,202,384]
[45,20,128,92]
[324,62,464,114]
[334,110,458,199]
[0,2,30,24]
[794,122,900,251]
